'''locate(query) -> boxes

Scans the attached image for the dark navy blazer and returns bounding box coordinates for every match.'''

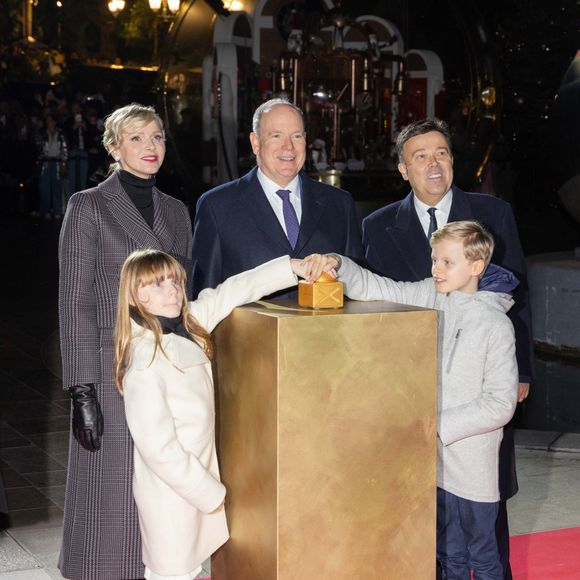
[192,167,364,299]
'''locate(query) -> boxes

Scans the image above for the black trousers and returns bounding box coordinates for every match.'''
[496,500,512,579]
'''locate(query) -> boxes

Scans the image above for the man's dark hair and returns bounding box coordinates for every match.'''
[395,118,452,164]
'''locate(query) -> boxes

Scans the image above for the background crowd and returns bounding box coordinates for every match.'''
[0,85,109,219]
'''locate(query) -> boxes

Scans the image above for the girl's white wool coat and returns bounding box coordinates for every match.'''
[122,256,297,575]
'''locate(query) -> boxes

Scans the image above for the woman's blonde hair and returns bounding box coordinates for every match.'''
[114,249,213,393]
[102,103,165,173]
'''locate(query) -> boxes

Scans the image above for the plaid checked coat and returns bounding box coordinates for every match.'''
[58,171,192,580]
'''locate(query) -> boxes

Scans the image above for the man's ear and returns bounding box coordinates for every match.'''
[472,259,485,277]
[249,132,260,157]
[398,162,409,181]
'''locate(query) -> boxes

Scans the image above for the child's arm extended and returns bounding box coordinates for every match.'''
[439,321,518,445]
[123,369,225,514]
[300,253,432,307]
[190,256,303,333]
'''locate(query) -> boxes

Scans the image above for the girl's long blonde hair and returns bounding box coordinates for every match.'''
[114,249,213,393]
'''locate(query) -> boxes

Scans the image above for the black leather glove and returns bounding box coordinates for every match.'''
[69,384,104,452]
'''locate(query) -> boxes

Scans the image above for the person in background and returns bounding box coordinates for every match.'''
[84,101,106,183]
[64,100,89,194]
[35,114,67,219]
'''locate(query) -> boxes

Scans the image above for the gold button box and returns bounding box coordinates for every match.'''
[298,272,344,309]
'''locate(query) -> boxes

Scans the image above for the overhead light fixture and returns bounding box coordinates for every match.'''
[149,0,181,19]
[107,0,125,16]
[223,0,243,10]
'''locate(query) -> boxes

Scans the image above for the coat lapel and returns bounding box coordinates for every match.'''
[294,173,325,254]
[99,172,163,250]
[448,186,475,222]
[385,192,432,280]
[240,168,294,252]
[152,188,178,252]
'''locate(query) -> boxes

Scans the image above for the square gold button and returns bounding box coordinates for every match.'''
[298,279,344,309]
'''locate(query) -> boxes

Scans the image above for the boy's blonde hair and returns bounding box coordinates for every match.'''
[114,249,213,393]
[102,103,165,173]
[430,220,494,269]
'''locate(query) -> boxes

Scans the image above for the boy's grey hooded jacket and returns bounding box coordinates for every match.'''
[337,257,518,502]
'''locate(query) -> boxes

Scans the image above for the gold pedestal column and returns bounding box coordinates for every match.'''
[212,300,437,579]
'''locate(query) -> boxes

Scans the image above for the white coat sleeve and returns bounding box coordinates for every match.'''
[123,368,225,514]
[439,320,518,445]
[337,256,434,307]
[190,255,298,333]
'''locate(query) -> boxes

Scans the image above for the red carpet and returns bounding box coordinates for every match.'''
[510,527,580,579]
[199,530,580,580]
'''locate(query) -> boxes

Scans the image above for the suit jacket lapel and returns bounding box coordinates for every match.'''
[448,186,475,222]
[386,192,432,280]
[294,173,324,254]
[99,172,163,250]
[241,168,294,252]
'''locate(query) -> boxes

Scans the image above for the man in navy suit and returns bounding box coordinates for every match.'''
[192,98,364,298]
[363,118,533,579]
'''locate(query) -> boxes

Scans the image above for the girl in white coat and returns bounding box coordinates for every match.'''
[114,249,308,580]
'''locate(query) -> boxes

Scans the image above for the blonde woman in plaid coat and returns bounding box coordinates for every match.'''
[58,103,193,580]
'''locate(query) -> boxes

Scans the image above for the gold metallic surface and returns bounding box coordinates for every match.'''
[212,300,437,579]
[298,279,344,309]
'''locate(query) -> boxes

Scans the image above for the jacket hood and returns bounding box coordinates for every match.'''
[449,287,514,314]
[474,290,514,313]
[479,263,520,294]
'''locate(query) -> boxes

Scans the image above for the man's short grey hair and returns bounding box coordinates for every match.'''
[395,118,452,164]
[252,98,304,134]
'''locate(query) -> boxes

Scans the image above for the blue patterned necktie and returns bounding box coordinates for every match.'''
[276,189,300,249]
[427,207,438,239]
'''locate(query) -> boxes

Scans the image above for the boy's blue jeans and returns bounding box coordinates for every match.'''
[437,487,502,579]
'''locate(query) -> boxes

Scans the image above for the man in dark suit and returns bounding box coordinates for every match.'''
[363,118,532,579]
[192,98,364,297]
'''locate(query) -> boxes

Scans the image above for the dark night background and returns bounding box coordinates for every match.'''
[0,0,579,252]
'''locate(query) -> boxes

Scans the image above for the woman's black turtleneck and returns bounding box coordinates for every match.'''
[119,169,155,228]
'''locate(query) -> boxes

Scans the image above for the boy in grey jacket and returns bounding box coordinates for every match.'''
[302,220,518,579]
